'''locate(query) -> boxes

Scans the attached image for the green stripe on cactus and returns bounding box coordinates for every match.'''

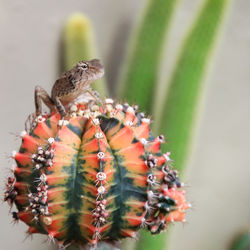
[53,121,86,241]
[65,213,85,242]
[117,0,179,113]
[106,166,127,239]
[103,120,147,239]
[63,13,107,96]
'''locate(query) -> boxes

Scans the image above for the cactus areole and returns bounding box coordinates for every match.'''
[4,96,190,248]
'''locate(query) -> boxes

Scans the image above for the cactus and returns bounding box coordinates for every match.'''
[4,98,190,249]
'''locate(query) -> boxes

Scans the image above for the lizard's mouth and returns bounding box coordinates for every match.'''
[90,67,104,81]
[89,59,105,80]
[96,68,105,78]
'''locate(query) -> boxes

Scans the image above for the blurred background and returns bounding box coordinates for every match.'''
[0,0,250,250]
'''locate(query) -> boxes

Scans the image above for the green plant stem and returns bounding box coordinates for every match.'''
[158,0,230,170]
[137,0,230,250]
[118,0,179,113]
[63,13,107,96]
[231,231,250,250]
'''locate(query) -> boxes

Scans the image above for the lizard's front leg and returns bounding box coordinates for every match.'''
[25,86,55,131]
[54,96,67,118]
[35,85,55,115]
[86,87,103,105]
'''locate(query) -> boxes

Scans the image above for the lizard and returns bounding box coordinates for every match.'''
[25,59,104,131]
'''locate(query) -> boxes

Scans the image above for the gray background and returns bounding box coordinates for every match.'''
[0,0,249,250]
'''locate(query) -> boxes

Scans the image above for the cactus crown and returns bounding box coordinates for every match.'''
[4,98,190,249]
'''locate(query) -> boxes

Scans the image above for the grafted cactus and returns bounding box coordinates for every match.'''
[4,99,190,249]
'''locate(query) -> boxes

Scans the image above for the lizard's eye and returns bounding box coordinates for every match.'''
[82,63,88,70]
[78,62,88,71]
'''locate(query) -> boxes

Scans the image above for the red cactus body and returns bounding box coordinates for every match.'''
[4,100,190,248]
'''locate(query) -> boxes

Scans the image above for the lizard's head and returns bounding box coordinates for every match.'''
[74,59,104,83]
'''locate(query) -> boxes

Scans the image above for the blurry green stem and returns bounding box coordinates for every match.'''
[158,0,231,170]
[137,0,231,250]
[63,13,107,96]
[118,0,179,113]
[231,230,250,250]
